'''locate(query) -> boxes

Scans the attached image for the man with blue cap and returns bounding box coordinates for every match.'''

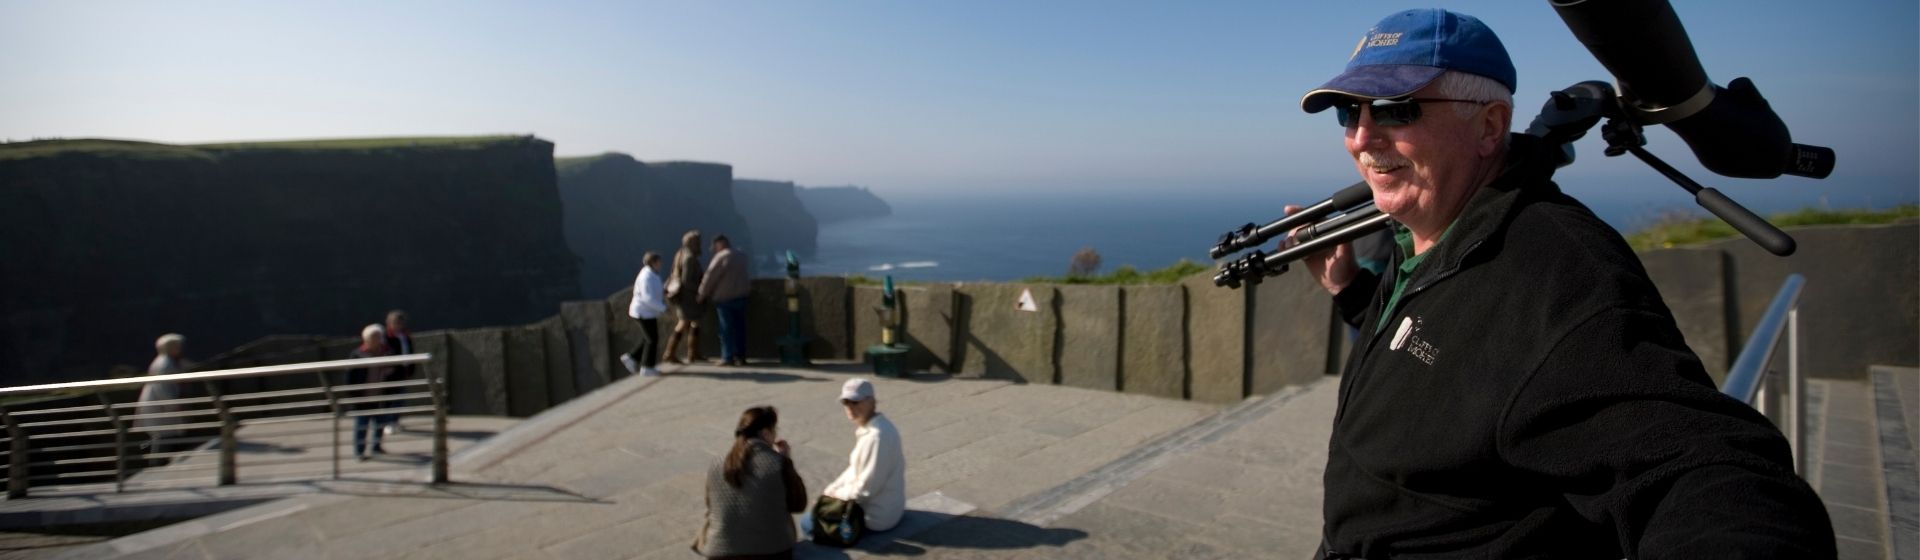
[1286,9,1834,558]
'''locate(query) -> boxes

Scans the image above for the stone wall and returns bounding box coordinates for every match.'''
[193,222,1920,420]
[1710,222,1919,379]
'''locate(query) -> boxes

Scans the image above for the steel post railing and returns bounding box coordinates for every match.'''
[96,394,128,493]
[1720,274,1806,473]
[0,354,437,498]
[4,410,25,499]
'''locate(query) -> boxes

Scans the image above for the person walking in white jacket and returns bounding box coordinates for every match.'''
[817,378,907,532]
[621,252,668,377]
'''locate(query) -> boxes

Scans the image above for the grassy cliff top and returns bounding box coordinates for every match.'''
[0,139,215,161]
[194,135,532,150]
[0,135,536,161]
[555,152,732,172]
[1626,205,1919,251]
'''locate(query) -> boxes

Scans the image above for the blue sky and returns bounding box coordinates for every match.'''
[2,0,1914,208]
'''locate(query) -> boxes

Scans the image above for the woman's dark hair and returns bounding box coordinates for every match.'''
[723,406,778,487]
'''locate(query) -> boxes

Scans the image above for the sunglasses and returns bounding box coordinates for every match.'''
[1334,97,1485,128]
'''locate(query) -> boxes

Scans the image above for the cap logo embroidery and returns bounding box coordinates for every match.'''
[1365,32,1403,49]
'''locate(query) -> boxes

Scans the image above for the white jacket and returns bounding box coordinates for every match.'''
[823,413,907,531]
[628,266,667,320]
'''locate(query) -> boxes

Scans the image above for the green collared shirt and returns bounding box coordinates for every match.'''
[1376,222,1454,334]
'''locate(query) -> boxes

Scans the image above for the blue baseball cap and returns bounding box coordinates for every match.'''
[1300,9,1516,113]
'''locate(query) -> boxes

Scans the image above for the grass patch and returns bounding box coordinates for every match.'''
[840,259,1211,286]
[0,136,531,161]
[193,135,528,151]
[1020,259,1211,285]
[0,139,214,161]
[1626,205,1919,251]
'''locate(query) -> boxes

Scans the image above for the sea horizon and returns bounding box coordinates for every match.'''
[802,179,1916,283]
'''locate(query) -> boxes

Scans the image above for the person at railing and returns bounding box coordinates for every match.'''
[346,324,395,460]
[382,309,415,435]
[664,229,708,366]
[1285,9,1833,558]
[622,251,668,378]
[135,333,188,456]
[693,406,806,559]
[699,234,751,367]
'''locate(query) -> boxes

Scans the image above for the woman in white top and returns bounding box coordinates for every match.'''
[136,333,187,455]
[621,251,668,377]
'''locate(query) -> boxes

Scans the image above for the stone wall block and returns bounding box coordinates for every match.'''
[1640,247,1732,381]
[902,286,957,373]
[537,316,578,405]
[1249,271,1336,394]
[448,328,510,416]
[1121,285,1185,399]
[953,284,1057,383]
[560,301,612,393]
[1183,274,1247,403]
[1056,285,1121,391]
[505,324,552,417]
[747,279,786,359]
[797,277,852,359]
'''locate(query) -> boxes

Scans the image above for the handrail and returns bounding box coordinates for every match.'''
[0,353,446,499]
[1719,273,1805,472]
[0,354,431,397]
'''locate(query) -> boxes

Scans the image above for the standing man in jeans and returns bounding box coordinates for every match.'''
[698,235,751,367]
[382,309,415,435]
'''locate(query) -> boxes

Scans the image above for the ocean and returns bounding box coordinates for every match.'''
[801,180,1913,283]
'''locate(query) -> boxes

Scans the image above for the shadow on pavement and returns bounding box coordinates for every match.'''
[671,371,833,384]
[891,514,1088,552]
[320,480,606,504]
[798,513,1088,558]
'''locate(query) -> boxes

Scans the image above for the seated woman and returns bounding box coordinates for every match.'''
[693,406,807,559]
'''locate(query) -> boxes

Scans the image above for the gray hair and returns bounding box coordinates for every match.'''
[1432,71,1513,118]
[155,333,185,352]
[361,324,387,341]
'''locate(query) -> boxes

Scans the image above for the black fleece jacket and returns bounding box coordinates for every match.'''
[1320,135,1834,559]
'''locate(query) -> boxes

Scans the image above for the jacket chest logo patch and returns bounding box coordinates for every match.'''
[1389,316,1439,366]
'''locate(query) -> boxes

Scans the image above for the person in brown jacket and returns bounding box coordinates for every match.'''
[664,229,706,365]
[697,235,751,366]
[693,406,806,559]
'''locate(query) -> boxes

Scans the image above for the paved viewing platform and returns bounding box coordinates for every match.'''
[19,362,1914,559]
[35,360,1333,559]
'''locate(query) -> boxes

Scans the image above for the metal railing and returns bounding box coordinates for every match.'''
[1720,274,1805,473]
[0,354,446,498]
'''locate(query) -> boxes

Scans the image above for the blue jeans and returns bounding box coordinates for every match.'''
[799,510,887,542]
[715,297,748,361]
[353,414,385,455]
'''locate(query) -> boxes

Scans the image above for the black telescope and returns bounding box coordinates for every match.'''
[1551,0,1834,179]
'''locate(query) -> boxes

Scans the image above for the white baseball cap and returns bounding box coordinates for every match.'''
[839,378,875,402]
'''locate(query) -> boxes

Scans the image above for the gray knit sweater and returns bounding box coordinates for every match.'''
[693,439,807,558]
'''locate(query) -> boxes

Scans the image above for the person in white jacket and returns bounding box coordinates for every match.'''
[816,378,907,532]
[621,252,668,377]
